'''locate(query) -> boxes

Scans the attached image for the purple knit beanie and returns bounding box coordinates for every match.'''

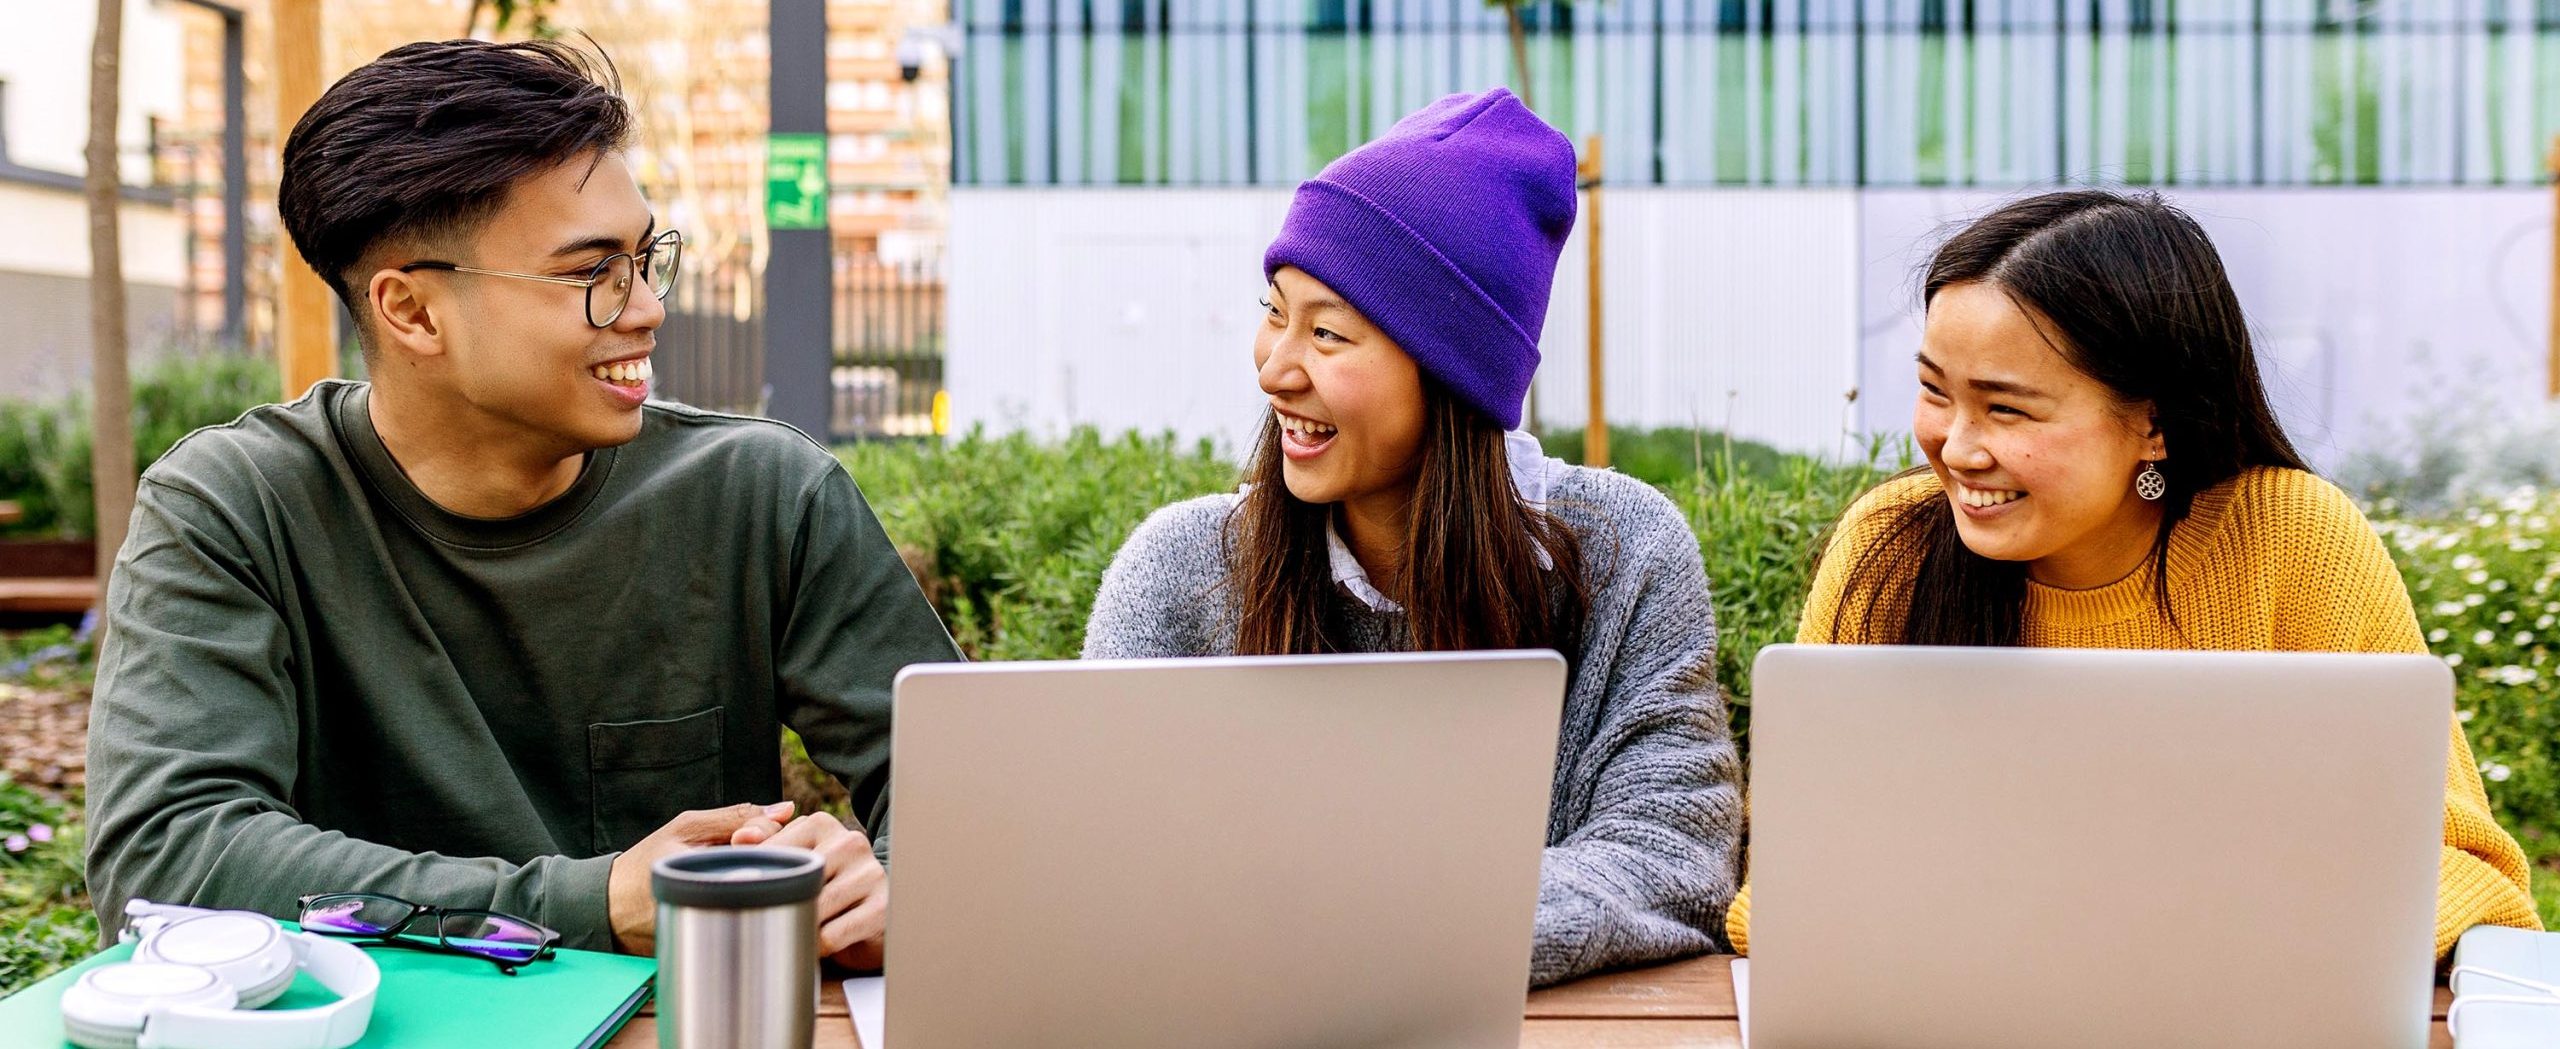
[1263,88,1577,430]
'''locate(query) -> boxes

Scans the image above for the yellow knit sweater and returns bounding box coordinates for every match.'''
[1725,466,2541,960]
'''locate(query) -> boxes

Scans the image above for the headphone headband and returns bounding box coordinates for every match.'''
[138,935,378,1049]
[63,904,378,1049]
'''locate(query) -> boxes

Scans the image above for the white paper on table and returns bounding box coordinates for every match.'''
[844,976,886,1049]
[1731,958,1749,1047]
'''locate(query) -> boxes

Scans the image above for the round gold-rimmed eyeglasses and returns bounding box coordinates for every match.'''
[400,228,684,328]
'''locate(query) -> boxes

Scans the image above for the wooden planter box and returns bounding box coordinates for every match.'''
[0,539,95,579]
[0,538,98,615]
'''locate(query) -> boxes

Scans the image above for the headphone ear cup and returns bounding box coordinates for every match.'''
[226,961,297,1008]
[134,911,298,1008]
[220,951,297,1009]
[60,1009,144,1049]
[58,962,240,1049]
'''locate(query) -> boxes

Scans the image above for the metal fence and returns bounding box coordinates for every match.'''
[655,243,767,418]
[832,256,946,439]
[956,0,2560,188]
[654,246,945,441]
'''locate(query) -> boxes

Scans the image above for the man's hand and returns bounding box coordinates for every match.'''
[736,812,887,970]
[607,801,796,955]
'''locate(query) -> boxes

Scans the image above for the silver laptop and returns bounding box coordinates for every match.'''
[883,651,1568,1049]
[1746,644,2450,1049]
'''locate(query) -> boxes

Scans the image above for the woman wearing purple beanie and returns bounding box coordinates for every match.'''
[1081,88,1742,986]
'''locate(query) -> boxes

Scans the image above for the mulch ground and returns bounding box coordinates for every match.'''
[0,678,86,798]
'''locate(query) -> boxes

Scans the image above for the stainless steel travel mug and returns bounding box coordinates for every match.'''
[654,845,824,1049]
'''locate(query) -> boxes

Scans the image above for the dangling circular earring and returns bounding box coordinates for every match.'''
[2135,461,2167,502]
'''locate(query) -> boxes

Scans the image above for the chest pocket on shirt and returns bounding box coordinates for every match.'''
[588,707,726,853]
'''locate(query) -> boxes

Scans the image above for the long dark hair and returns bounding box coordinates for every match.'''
[1224,381,1590,657]
[1835,189,2309,646]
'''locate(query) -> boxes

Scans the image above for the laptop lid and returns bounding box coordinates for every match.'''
[1746,645,2449,1049]
[884,651,1568,1049]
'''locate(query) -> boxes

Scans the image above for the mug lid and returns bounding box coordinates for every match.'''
[652,846,826,909]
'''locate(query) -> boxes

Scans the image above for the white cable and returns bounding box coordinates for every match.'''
[2446,965,2560,1041]
[2453,965,2560,997]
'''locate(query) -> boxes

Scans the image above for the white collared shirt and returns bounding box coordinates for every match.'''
[1322,430,1571,613]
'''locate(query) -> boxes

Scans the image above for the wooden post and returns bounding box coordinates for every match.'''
[86,0,134,616]
[2549,135,2560,399]
[1580,135,1607,468]
[273,0,333,399]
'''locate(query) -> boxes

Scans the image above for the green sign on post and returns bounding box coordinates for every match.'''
[766,132,829,231]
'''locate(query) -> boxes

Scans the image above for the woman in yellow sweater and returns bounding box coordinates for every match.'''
[1724,189,2539,961]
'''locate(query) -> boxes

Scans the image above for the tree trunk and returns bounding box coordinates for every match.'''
[85,0,135,638]
[1503,4,1538,427]
[1505,7,1537,110]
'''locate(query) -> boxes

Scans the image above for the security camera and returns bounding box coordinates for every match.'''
[897,37,926,83]
[897,24,962,84]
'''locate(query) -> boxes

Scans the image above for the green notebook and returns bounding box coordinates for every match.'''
[0,922,656,1049]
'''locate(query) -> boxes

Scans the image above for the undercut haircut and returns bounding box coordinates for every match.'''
[275,38,633,344]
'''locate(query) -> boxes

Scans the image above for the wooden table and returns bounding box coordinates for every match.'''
[0,577,97,614]
[603,955,2461,1047]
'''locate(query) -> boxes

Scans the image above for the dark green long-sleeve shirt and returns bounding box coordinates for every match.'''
[84,380,960,949]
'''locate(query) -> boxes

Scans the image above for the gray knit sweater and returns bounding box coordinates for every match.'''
[1080,464,1742,986]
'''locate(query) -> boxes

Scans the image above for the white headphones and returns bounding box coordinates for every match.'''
[59,900,378,1049]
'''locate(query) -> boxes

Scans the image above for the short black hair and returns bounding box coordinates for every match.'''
[276,38,632,320]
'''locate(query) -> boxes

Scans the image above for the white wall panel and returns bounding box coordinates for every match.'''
[952,187,1862,457]
[955,186,2554,469]
[1536,190,1865,457]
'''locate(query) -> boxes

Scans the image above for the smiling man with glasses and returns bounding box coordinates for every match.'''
[83,40,959,969]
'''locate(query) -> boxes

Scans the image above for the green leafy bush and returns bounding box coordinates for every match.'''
[0,778,87,996]
[0,352,280,538]
[0,906,97,997]
[0,626,91,690]
[1665,437,1903,743]
[0,399,58,534]
[2374,489,2560,853]
[1540,425,1799,489]
[0,779,69,863]
[0,397,85,541]
[840,428,1238,661]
